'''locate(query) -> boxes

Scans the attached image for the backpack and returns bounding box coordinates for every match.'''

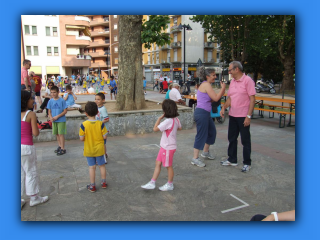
[38,120,52,130]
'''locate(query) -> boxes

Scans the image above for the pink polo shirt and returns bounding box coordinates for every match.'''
[227,74,256,117]
[21,67,30,86]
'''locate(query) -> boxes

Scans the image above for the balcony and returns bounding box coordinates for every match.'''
[162,57,171,63]
[90,62,110,68]
[90,18,110,27]
[62,56,91,67]
[76,54,91,60]
[161,44,171,50]
[170,25,181,33]
[75,16,90,23]
[90,30,110,37]
[171,41,181,48]
[204,42,214,48]
[65,35,91,46]
[203,58,215,63]
[171,57,182,63]
[89,52,108,58]
[87,41,110,48]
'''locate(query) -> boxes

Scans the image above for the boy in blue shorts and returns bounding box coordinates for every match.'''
[47,86,68,155]
[79,101,108,192]
[95,92,109,162]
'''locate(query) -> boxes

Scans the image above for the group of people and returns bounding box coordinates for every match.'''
[21,59,113,208]
[142,61,256,193]
[22,58,287,219]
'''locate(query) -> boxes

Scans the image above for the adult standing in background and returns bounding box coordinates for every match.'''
[220,61,256,172]
[21,59,31,91]
[191,67,225,168]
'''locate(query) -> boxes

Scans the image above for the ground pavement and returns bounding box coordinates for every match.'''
[22,88,295,221]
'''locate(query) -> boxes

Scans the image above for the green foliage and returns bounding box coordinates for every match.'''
[190,15,295,86]
[141,15,171,49]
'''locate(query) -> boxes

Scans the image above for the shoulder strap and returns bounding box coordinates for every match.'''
[22,110,31,122]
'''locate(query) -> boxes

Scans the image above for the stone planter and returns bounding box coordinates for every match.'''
[33,100,193,142]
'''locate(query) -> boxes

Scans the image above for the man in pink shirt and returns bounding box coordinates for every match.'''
[220,61,256,172]
[21,59,31,91]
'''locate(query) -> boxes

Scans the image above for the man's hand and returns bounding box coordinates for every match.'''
[220,108,225,118]
[243,117,251,127]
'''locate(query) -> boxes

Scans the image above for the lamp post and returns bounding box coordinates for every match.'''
[177,23,192,84]
[105,42,119,78]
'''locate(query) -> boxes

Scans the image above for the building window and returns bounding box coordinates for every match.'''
[26,46,32,55]
[91,27,94,31]
[32,26,37,35]
[91,17,93,21]
[46,27,50,36]
[24,25,30,35]
[115,58,118,64]
[33,46,39,56]
[92,48,96,53]
[114,35,117,41]
[217,52,220,60]
[114,47,118,53]
[54,47,59,56]
[93,58,95,63]
[114,24,117,30]
[114,15,117,18]
[92,37,94,42]
[53,27,58,36]
[47,47,52,56]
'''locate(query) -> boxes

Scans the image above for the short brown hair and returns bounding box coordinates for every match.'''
[50,86,59,92]
[96,92,105,100]
[66,84,72,90]
[85,101,98,117]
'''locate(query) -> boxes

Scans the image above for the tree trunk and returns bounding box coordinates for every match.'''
[116,15,146,111]
[281,56,295,91]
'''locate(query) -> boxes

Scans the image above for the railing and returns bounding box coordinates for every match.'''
[76,35,91,41]
[75,16,90,22]
[204,42,214,48]
[76,54,92,60]
[161,44,170,50]
[170,25,181,32]
[203,58,215,63]
[171,41,181,48]
[171,57,181,62]
[104,17,109,22]
[162,57,171,63]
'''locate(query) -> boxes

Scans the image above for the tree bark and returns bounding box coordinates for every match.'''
[116,15,146,110]
[281,56,295,90]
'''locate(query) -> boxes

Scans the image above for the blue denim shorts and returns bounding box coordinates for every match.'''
[87,155,105,166]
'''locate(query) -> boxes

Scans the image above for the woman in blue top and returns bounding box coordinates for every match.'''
[165,84,173,99]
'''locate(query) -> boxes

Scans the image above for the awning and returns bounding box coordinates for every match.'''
[83,27,91,37]
[30,66,42,74]
[188,67,197,71]
[66,25,85,30]
[162,68,170,72]
[46,66,60,74]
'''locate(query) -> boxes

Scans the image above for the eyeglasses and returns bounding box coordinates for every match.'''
[228,67,235,72]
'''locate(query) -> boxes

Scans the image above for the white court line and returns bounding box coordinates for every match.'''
[221,194,249,213]
[143,144,160,148]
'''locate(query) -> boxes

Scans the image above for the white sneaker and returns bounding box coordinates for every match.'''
[241,165,251,172]
[21,199,26,209]
[191,158,206,167]
[30,196,49,207]
[159,183,174,191]
[141,181,155,189]
[201,151,215,160]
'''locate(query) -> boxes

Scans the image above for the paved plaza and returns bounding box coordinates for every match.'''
[22,87,295,221]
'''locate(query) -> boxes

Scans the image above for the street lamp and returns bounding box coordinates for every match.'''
[105,42,119,78]
[177,23,192,84]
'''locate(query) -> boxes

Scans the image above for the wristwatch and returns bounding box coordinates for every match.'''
[247,115,251,119]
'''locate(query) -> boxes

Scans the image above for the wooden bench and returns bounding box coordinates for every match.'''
[253,107,295,128]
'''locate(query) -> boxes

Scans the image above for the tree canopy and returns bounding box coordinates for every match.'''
[190,15,295,89]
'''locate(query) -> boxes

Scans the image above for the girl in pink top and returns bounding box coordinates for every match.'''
[21,90,49,209]
[141,99,182,191]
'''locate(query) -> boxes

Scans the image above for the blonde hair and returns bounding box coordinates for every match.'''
[168,84,173,90]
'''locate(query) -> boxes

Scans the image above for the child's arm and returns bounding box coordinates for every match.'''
[72,93,77,100]
[53,108,67,121]
[30,112,40,136]
[48,109,54,122]
[79,123,85,141]
[63,93,69,101]
[153,114,165,132]
[80,136,85,141]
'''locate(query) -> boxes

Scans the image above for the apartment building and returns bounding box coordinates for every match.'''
[21,15,62,79]
[142,15,222,82]
[84,15,119,79]
[59,15,91,77]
